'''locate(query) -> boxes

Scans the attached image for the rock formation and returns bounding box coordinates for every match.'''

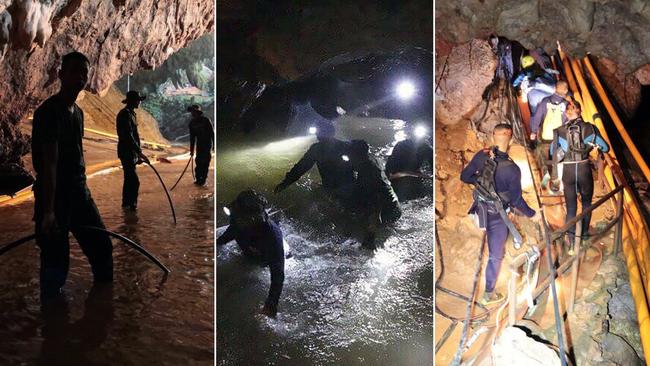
[0,0,213,191]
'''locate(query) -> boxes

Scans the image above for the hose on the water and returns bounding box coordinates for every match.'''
[144,161,177,224]
[170,157,192,191]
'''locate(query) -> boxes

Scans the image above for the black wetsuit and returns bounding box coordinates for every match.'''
[116,107,141,207]
[280,138,356,199]
[217,219,285,313]
[551,118,610,242]
[385,138,433,201]
[189,115,214,184]
[461,148,535,292]
[32,95,113,298]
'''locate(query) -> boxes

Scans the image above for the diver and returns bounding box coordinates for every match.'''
[460,124,539,305]
[116,90,149,210]
[550,101,609,250]
[348,139,402,248]
[274,122,356,201]
[31,51,113,300]
[530,80,570,190]
[187,104,214,186]
[385,124,433,201]
[217,190,285,318]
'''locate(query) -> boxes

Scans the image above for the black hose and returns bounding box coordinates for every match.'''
[451,232,487,366]
[170,157,192,191]
[191,155,195,180]
[0,226,170,275]
[144,161,177,224]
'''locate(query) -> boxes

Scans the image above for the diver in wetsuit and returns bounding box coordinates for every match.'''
[550,101,609,249]
[217,190,285,317]
[348,139,402,248]
[385,125,433,201]
[461,124,539,305]
[274,123,356,200]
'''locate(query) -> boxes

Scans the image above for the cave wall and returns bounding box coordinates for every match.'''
[0,0,213,180]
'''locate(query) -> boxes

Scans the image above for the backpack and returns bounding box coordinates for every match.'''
[565,121,592,161]
[541,100,566,140]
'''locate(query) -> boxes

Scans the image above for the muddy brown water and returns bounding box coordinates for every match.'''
[0,159,214,365]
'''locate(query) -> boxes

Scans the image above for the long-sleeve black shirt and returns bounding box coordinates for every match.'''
[116,107,141,160]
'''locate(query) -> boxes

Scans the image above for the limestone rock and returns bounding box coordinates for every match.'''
[491,326,561,366]
[435,39,496,126]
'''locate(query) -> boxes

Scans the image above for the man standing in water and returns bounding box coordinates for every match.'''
[274,123,356,200]
[217,190,285,317]
[116,90,149,210]
[31,51,113,300]
[460,124,540,305]
[187,104,214,186]
[348,139,402,248]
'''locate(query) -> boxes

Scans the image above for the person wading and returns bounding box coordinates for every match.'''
[348,139,402,248]
[460,124,540,305]
[550,101,609,252]
[31,51,113,301]
[187,104,214,186]
[217,190,285,317]
[274,123,356,201]
[116,90,149,210]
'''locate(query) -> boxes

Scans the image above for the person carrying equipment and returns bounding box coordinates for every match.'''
[217,190,286,317]
[31,52,113,300]
[513,55,556,115]
[461,124,540,305]
[529,81,571,189]
[274,123,356,201]
[348,139,402,248]
[550,101,609,250]
[116,90,149,210]
[187,104,214,186]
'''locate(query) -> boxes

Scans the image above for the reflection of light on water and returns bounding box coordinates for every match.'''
[264,136,313,153]
[394,130,407,143]
[372,249,398,269]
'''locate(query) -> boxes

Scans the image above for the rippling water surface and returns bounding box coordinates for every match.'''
[217,116,433,365]
[0,159,214,365]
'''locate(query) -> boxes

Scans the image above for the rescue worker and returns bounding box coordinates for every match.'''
[188,104,214,185]
[530,80,570,189]
[274,123,355,200]
[513,55,556,115]
[217,190,285,317]
[31,51,113,300]
[460,124,539,305]
[550,101,609,249]
[116,90,149,210]
[385,125,433,201]
[348,139,402,248]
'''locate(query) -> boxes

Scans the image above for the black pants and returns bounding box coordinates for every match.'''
[562,161,594,243]
[120,158,139,207]
[194,146,211,183]
[264,259,285,313]
[35,185,114,298]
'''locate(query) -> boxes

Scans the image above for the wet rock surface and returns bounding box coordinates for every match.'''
[491,326,561,366]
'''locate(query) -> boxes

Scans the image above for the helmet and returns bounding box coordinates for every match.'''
[521,55,535,69]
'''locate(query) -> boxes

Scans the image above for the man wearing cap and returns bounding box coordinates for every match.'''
[116,90,149,210]
[188,104,214,186]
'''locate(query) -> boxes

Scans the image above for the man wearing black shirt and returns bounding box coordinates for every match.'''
[187,104,214,186]
[116,90,149,209]
[31,52,113,300]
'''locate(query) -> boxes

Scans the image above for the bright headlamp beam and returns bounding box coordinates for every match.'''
[223,207,231,216]
[414,125,427,138]
[395,80,416,101]
[308,126,318,135]
[341,155,350,162]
